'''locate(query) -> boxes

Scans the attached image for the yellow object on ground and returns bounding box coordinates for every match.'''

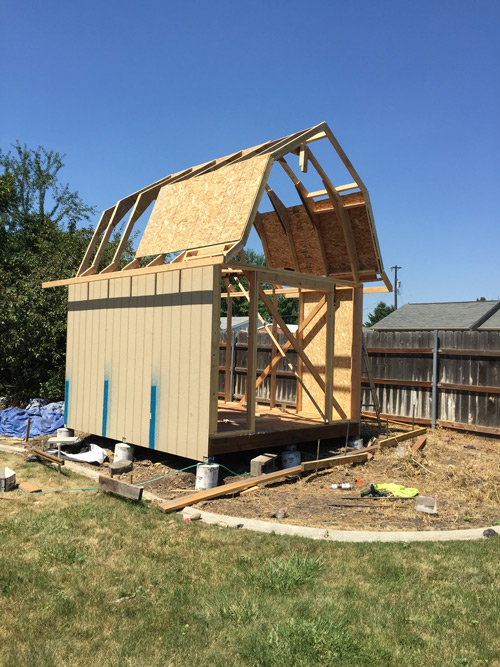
[375,483,419,498]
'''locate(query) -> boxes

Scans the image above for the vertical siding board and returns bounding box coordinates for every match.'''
[141,274,156,446]
[167,270,181,455]
[66,285,77,425]
[157,272,173,453]
[177,269,193,457]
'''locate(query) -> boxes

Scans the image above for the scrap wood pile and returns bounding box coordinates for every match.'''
[156,427,428,514]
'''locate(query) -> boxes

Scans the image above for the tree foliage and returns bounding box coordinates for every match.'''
[0,143,133,403]
[364,301,395,327]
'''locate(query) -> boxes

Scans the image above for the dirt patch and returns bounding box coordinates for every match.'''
[201,428,500,531]
[1,426,498,531]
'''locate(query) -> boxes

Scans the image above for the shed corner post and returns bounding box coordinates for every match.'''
[350,285,363,425]
[209,264,222,436]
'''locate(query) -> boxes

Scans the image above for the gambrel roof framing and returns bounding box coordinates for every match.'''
[43,122,391,290]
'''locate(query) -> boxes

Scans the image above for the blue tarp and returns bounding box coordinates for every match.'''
[0,399,65,437]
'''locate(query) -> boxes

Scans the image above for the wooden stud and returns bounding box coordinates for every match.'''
[246,271,258,431]
[277,158,329,275]
[270,287,278,409]
[306,147,360,283]
[324,289,335,422]
[224,278,233,402]
[259,288,326,394]
[265,185,300,270]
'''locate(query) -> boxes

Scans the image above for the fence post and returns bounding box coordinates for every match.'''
[431,330,439,429]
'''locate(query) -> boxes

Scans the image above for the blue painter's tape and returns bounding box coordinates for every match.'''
[102,380,109,437]
[64,380,69,424]
[149,385,157,449]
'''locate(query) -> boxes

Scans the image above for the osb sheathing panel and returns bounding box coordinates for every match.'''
[137,154,271,257]
[301,289,354,420]
[259,198,379,277]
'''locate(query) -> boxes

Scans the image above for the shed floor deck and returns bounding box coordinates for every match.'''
[209,403,357,455]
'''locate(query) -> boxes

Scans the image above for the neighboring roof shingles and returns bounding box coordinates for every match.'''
[372,301,500,331]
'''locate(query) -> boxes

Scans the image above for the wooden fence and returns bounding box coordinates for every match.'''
[361,329,500,436]
[219,329,500,435]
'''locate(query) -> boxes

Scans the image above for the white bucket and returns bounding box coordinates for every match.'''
[114,442,134,462]
[281,449,301,468]
[195,463,219,491]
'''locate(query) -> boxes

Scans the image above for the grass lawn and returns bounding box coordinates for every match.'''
[0,455,498,666]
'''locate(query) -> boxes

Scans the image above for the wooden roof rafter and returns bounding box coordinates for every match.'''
[46,122,391,291]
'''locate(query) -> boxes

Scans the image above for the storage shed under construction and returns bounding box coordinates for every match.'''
[43,122,392,461]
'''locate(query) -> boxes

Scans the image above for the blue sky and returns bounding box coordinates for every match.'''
[2,0,499,318]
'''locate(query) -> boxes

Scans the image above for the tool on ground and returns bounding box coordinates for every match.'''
[361,483,387,498]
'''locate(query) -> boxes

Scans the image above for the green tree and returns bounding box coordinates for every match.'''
[0,143,133,403]
[364,301,395,327]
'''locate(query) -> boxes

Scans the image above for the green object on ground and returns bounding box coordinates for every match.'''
[360,483,387,497]
[375,483,419,498]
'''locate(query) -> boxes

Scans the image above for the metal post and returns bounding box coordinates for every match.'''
[431,330,439,429]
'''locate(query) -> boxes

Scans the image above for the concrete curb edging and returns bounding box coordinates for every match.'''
[1,444,497,542]
[182,506,498,543]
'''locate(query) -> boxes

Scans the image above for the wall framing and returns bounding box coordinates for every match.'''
[44,123,390,460]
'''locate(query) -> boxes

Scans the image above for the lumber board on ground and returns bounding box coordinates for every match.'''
[32,447,65,466]
[98,475,143,501]
[411,435,427,452]
[156,465,303,513]
[301,445,379,472]
[377,428,427,449]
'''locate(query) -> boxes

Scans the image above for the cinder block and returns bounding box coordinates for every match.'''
[109,459,134,477]
[250,453,278,477]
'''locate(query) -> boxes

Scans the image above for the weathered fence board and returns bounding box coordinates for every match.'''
[362,329,500,434]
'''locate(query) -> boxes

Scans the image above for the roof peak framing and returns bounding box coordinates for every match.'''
[43,123,391,291]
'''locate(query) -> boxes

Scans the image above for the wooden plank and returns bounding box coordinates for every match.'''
[270,287,278,409]
[222,264,355,290]
[411,435,427,452]
[277,158,329,274]
[350,286,363,421]
[324,290,335,422]
[209,420,355,455]
[301,445,378,472]
[156,465,303,513]
[365,348,433,354]
[439,348,500,358]
[378,428,427,449]
[259,288,326,393]
[42,255,225,289]
[440,382,500,394]
[265,185,300,270]
[246,271,258,431]
[224,279,232,402]
[98,475,143,501]
[361,377,433,388]
[32,447,65,466]
[238,295,327,405]
[306,147,360,282]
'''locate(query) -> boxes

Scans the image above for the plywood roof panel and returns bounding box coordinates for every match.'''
[136,154,271,257]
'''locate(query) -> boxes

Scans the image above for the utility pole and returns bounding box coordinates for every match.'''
[391,265,402,309]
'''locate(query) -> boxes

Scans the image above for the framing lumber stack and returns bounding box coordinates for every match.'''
[43,122,391,461]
